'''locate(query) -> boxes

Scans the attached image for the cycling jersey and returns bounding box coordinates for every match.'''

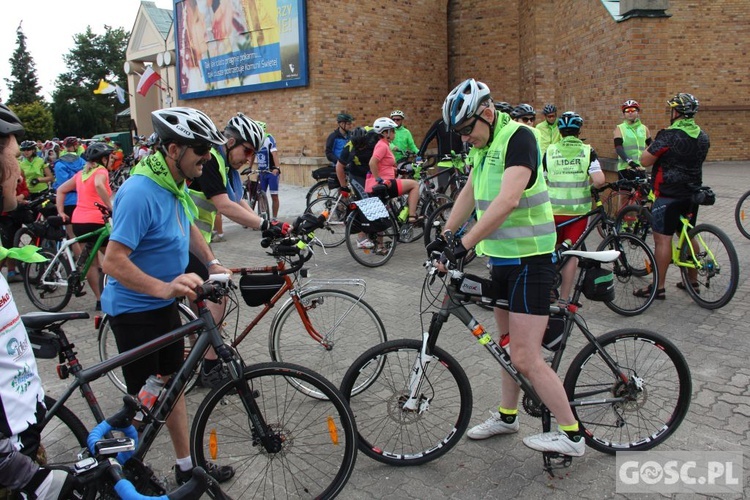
[325,129,350,166]
[535,120,561,153]
[391,127,418,162]
[365,139,396,192]
[18,156,48,194]
[418,118,464,158]
[647,120,710,199]
[71,167,111,224]
[256,135,277,171]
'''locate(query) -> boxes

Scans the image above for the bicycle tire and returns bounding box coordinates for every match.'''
[340,339,473,466]
[734,190,750,239]
[563,328,691,454]
[304,196,348,248]
[23,250,73,312]
[269,289,387,399]
[400,192,451,244]
[678,224,739,309]
[344,211,397,267]
[255,189,271,221]
[597,233,657,316]
[12,226,54,274]
[615,204,652,242]
[190,362,357,499]
[423,202,477,266]
[305,179,331,206]
[98,302,200,393]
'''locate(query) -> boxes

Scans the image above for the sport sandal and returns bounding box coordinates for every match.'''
[676,281,700,294]
[633,284,665,300]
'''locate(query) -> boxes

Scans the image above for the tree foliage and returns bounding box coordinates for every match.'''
[5,23,43,105]
[10,102,54,141]
[51,25,129,139]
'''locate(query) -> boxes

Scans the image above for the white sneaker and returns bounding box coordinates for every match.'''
[466,411,519,440]
[522,430,585,457]
[357,238,374,249]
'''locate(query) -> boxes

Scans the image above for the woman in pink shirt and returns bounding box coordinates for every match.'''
[56,142,113,310]
[365,117,420,222]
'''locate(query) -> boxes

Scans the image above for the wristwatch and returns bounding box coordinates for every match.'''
[205,258,222,268]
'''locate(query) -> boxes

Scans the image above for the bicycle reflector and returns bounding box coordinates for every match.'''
[209,428,218,459]
[327,416,339,445]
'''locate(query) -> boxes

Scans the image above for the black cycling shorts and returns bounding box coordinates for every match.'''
[489,254,555,316]
[72,222,108,250]
[110,302,183,395]
[651,197,697,235]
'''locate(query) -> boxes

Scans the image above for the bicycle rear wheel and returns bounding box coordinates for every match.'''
[269,289,387,399]
[344,212,397,267]
[255,189,271,221]
[305,179,331,206]
[23,251,73,312]
[191,362,357,499]
[340,339,473,466]
[305,196,348,248]
[564,329,691,454]
[679,224,739,309]
[597,233,657,316]
[98,302,199,393]
[734,190,750,239]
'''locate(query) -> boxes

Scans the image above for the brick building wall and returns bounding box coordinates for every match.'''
[175,0,748,186]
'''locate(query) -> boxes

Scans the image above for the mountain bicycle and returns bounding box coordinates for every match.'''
[28,262,358,497]
[22,203,111,311]
[339,249,691,472]
[615,194,739,309]
[97,212,387,400]
[734,188,750,239]
[240,167,271,221]
[305,165,338,206]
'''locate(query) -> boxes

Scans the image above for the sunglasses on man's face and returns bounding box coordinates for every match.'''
[624,107,638,113]
[452,115,483,136]
[520,116,536,123]
[188,143,212,156]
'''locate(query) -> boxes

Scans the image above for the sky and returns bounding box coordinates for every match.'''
[0,0,174,102]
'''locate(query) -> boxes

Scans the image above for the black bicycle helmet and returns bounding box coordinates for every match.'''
[511,103,536,119]
[542,104,557,115]
[20,140,37,151]
[83,142,115,163]
[350,126,368,148]
[151,107,226,145]
[337,113,354,123]
[0,103,24,138]
[494,101,513,114]
[667,93,699,117]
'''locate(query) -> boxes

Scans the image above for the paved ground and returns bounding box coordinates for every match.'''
[19,162,750,499]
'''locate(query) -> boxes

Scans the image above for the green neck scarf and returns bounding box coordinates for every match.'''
[0,245,47,264]
[81,165,104,181]
[669,118,701,139]
[131,151,198,221]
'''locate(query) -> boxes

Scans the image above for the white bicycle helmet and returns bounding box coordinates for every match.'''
[442,78,492,128]
[373,117,398,134]
[390,110,406,119]
[151,107,226,145]
[226,112,265,151]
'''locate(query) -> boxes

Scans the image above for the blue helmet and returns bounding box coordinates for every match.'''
[442,79,492,128]
[557,111,583,131]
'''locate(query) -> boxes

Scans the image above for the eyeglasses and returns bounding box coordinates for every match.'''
[520,116,536,123]
[188,143,211,156]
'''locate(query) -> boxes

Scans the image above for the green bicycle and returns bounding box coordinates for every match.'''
[23,204,111,311]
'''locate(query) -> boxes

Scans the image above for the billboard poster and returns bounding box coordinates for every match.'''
[175,0,308,99]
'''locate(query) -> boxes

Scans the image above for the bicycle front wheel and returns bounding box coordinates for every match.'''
[305,196,348,248]
[23,251,73,312]
[564,329,691,454]
[305,179,331,206]
[597,233,657,316]
[344,212,397,267]
[679,224,739,309]
[269,289,387,399]
[734,190,750,239]
[98,302,199,393]
[340,339,473,466]
[191,362,357,499]
[255,189,271,221]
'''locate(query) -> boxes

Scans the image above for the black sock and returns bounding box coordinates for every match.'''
[563,429,582,441]
[498,410,517,424]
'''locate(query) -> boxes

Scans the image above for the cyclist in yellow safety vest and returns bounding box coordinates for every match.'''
[613,99,651,180]
[544,111,605,302]
[536,104,562,153]
[432,78,585,458]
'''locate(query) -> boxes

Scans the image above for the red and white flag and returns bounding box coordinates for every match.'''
[136,66,161,97]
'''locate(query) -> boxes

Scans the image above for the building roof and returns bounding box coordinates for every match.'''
[141,1,173,38]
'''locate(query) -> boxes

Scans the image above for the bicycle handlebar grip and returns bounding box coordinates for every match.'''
[166,467,211,500]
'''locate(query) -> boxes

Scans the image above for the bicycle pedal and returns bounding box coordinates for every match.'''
[542,451,573,477]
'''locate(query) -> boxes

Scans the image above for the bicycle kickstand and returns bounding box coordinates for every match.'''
[542,451,573,477]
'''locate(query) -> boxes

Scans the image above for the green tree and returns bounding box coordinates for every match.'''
[51,25,129,139]
[11,102,54,140]
[5,23,43,105]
